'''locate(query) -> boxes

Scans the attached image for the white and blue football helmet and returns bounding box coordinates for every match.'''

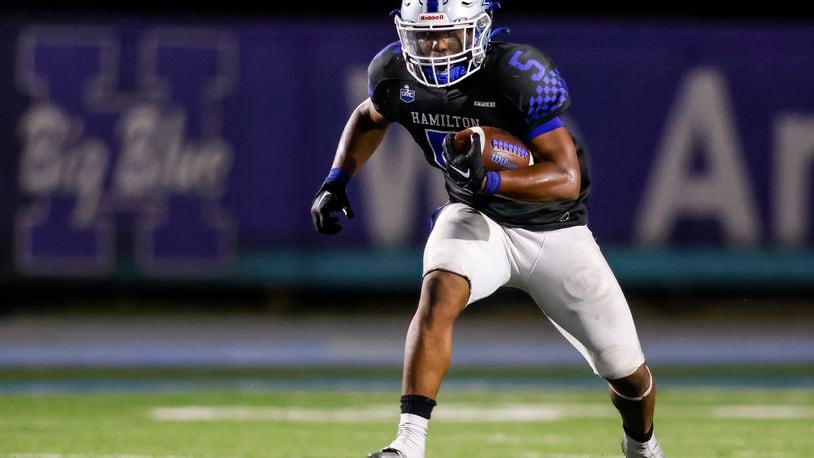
[394,0,499,88]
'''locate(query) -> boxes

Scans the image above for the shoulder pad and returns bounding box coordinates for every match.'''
[367,42,403,98]
[489,42,571,130]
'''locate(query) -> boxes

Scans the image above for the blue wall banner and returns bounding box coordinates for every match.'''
[2,18,813,286]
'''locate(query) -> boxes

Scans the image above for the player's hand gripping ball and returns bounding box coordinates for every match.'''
[442,129,486,194]
[452,126,535,171]
[443,126,534,193]
[442,126,534,194]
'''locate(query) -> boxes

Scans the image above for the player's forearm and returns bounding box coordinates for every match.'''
[489,126,581,203]
[331,101,390,175]
[493,162,580,203]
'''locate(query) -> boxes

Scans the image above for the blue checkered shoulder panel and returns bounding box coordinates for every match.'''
[526,68,569,124]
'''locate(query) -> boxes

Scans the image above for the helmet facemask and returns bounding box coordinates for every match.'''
[395,11,492,88]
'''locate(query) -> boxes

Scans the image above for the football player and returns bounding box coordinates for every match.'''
[311,1,667,457]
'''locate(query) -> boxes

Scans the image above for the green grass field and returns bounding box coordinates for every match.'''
[1,368,813,457]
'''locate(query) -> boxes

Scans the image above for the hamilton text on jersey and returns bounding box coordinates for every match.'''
[410,112,481,129]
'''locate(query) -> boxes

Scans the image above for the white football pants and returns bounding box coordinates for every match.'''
[423,202,645,380]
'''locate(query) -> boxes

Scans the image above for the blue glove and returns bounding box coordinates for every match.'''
[442,131,486,194]
[311,170,355,235]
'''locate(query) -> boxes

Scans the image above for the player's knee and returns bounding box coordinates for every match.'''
[608,363,653,398]
[416,270,470,327]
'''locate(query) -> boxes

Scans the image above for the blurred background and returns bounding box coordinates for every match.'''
[1,0,813,381]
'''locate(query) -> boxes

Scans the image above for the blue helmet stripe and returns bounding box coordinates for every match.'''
[427,0,438,12]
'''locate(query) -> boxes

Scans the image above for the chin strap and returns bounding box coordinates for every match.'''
[609,365,653,402]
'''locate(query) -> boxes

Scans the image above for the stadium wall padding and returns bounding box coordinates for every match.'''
[2,18,813,287]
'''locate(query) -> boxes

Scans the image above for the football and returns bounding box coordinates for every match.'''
[451,126,534,171]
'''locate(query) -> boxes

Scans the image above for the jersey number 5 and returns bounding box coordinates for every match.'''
[508,50,546,82]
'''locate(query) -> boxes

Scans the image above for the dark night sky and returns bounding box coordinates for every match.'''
[0,1,807,24]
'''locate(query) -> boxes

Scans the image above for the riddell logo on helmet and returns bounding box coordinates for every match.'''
[419,14,447,21]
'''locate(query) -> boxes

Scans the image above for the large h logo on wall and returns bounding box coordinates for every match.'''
[15,26,237,276]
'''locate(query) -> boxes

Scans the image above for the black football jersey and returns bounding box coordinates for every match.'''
[367,40,590,230]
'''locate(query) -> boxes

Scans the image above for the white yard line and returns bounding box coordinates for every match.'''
[151,405,395,422]
[151,403,616,422]
[712,405,814,419]
[151,403,814,423]
[8,455,190,458]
